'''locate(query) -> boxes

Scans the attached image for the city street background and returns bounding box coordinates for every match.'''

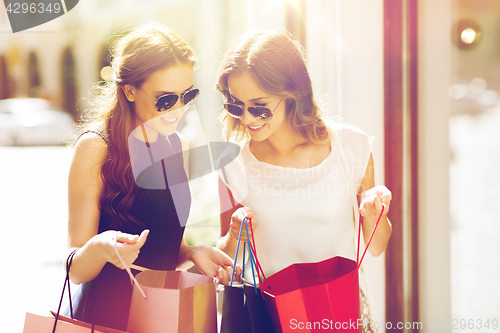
[1,0,500,331]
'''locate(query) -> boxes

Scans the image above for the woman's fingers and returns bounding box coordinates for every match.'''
[112,243,140,269]
[359,186,392,217]
[215,247,236,267]
[359,192,380,217]
[217,267,229,285]
[230,219,245,241]
[381,192,392,208]
[374,194,383,211]
[116,232,139,244]
[134,229,150,249]
[116,229,149,247]
[361,199,380,216]
[230,207,257,242]
[217,265,242,285]
[110,229,150,269]
[234,264,242,281]
[240,207,254,219]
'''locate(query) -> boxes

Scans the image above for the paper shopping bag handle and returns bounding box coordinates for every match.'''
[52,249,77,333]
[113,233,148,299]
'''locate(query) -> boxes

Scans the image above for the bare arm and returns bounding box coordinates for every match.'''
[67,133,147,284]
[358,153,393,257]
[177,237,238,280]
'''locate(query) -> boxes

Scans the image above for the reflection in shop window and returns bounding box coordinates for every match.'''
[450,0,500,327]
[0,56,11,99]
[61,48,77,118]
[28,52,42,98]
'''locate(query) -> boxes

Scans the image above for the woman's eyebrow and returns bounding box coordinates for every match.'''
[153,85,194,95]
[228,94,242,102]
[230,95,269,103]
[249,97,270,102]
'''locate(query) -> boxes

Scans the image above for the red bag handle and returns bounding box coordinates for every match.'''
[356,205,385,271]
[333,132,386,272]
[248,207,385,285]
[247,218,266,283]
[247,133,387,282]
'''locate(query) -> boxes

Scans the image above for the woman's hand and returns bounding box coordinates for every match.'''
[216,265,243,286]
[359,185,392,217]
[92,229,149,270]
[229,207,257,242]
[191,246,242,284]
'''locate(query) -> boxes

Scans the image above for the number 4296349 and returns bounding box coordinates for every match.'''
[444,319,498,330]
[5,2,62,14]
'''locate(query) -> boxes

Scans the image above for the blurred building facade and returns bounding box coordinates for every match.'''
[0,0,300,140]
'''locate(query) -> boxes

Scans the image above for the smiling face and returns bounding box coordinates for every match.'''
[124,64,195,139]
[227,71,287,142]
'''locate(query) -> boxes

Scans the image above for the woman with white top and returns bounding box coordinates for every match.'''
[215,30,393,331]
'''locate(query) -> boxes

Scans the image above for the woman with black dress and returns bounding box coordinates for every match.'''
[66,22,237,330]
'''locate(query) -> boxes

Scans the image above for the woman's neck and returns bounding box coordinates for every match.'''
[132,121,160,143]
[254,121,308,157]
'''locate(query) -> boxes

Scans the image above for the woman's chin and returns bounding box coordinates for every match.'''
[157,125,178,137]
[152,116,181,136]
[248,131,269,142]
[156,108,187,135]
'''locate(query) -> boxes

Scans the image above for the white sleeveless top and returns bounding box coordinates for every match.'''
[219,124,374,279]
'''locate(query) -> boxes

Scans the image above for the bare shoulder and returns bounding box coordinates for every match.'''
[70,132,108,178]
[74,132,108,159]
[68,132,108,249]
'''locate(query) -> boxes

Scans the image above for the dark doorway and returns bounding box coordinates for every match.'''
[61,48,77,118]
[0,56,11,99]
[28,52,42,97]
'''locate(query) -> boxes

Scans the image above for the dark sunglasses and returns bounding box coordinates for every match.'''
[224,99,282,120]
[141,88,199,112]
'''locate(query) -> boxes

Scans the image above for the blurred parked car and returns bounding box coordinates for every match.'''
[0,98,76,146]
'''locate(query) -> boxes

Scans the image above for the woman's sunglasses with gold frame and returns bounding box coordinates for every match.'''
[141,88,200,112]
[224,98,282,120]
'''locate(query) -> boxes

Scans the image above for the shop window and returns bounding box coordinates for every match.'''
[61,48,77,118]
[0,56,11,99]
[28,52,42,97]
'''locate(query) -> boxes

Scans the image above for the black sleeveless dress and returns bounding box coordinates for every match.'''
[69,132,191,330]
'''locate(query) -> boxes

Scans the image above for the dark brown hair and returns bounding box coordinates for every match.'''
[216,30,333,144]
[75,22,196,229]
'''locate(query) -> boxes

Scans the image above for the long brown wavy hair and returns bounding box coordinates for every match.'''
[74,22,196,229]
[216,30,333,145]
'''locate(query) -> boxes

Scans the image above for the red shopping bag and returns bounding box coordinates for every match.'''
[126,270,217,333]
[251,207,384,333]
[260,257,361,333]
